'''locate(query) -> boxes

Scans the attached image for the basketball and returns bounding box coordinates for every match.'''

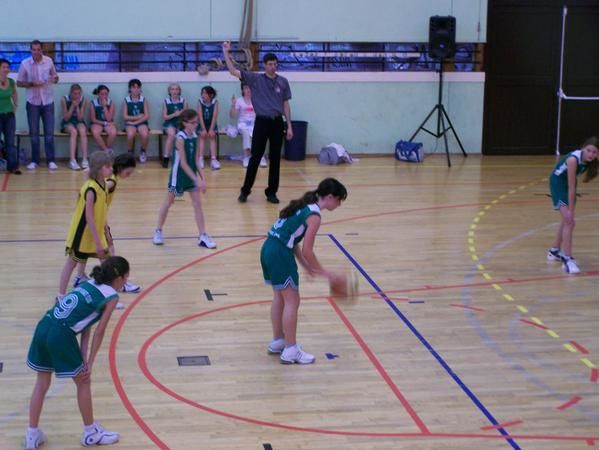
[329,269,360,299]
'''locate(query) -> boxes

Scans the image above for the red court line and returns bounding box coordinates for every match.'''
[570,341,590,355]
[1,173,10,192]
[481,420,523,431]
[109,237,264,450]
[519,319,549,330]
[557,396,582,411]
[327,296,430,434]
[591,368,599,383]
[450,303,485,312]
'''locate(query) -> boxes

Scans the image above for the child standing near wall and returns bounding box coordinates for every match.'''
[161,83,188,168]
[197,86,220,170]
[123,78,150,163]
[89,85,117,155]
[153,109,216,249]
[547,136,599,274]
[61,83,89,170]
[230,82,267,168]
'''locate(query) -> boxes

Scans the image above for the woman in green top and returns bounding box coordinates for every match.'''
[0,58,20,174]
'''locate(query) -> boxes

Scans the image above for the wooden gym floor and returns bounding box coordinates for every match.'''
[0,154,598,449]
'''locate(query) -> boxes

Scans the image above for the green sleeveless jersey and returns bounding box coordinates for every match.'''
[47,281,118,334]
[267,204,321,249]
[163,96,185,128]
[551,150,587,183]
[168,130,198,191]
[92,97,112,122]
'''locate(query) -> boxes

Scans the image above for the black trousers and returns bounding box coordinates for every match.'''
[241,116,284,196]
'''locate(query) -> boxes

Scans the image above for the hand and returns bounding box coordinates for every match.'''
[76,363,92,383]
[200,130,208,138]
[208,129,216,138]
[175,109,182,116]
[32,80,44,87]
[96,244,107,259]
[196,176,206,193]
[223,41,231,52]
[50,74,59,83]
[286,126,294,141]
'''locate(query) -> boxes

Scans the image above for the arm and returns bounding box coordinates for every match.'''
[209,101,219,132]
[49,61,59,84]
[76,99,87,122]
[229,96,238,119]
[566,157,578,221]
[122,100,131,121]
[105,102,115,122]
[62,97,73,121]
[16,63,35,88]
[141,98,150,122]
[197,105,207,131]
[84,189,106,258]
[195,140,207,193]
[86,299,117,372]
[90,103,100,125]
[222,41,242,79]
[79,327,91,365]
[11,82,18,112]
[162,102,170,120]
[283,100,293,140]
[299,215,328,276]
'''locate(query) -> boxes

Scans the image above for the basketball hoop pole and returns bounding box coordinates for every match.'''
[409,60,468,167]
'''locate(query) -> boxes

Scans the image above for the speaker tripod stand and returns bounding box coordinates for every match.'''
[409,61,467,167]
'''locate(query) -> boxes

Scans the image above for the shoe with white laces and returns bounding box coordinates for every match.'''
[199,158,204,169]
[115,302,125,310]
[210,158,221,170]
[24,427,46,449]
[121,280,141,293]
[48,162,58,170]
[139,151,147,164]
[260,156,267,167]
[280,344,315,365]
[198,233,216,249]
[267,338,285,354]
[242,156,250,168]
[562,257,581,274]
[26,162,38,170]
[81,423,119,447]
[153,229,164,245]
[69,159,81,171]
[81,159,89,170]
[547,248,564,262]
[73,274,90,288]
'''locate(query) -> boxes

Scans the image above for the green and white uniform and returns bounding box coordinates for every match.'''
[198,98,218,132]
[168,130,199,197]
[162,96,185,129]
[27,281,118,377]
[60,95,85,130]
[92,97,112,122]
[125,95,147,127]
[260,204,321,290]
[550,150,588,209]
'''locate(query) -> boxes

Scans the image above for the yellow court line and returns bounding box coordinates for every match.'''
[517,305,528,313]
[563,343,577,353]
[492,284,502,291]
[503,293,514,301]
[581,358,597,369]
[546,330,560,338]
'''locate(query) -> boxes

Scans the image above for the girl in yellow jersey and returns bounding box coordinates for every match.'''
[57,151,113,297]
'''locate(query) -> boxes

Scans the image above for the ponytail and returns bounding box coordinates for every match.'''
[581,136,599,182]
[279,178,347,218]
[90,256,129,285]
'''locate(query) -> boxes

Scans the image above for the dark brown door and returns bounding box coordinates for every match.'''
[483,0,599,155]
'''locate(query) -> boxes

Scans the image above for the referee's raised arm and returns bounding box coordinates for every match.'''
[222,41,242,79]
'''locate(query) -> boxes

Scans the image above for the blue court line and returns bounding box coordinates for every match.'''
[327,233,521,450]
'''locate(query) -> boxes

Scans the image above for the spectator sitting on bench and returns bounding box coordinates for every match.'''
[90,85,117,155]
[61,83,89,170]
[123,78,150,164]
[161,83,187,168]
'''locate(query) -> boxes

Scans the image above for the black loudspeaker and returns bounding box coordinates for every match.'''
[429,15,456,60]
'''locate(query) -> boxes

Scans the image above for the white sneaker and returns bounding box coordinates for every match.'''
[547,248,564,262]
[242,156,250,168]
[73,274,90,288]
[562,258,581,274]
[69,159,81,171]
[115,302,125,310]
[267,338,285,354]
[260,156,267,167]
[26,162,38,170]
[280,344,315,365]
[153,229,164,245]
[48,162,58,170]
[122,280,141,293]
[198,233,216,249]
[81,159,89,169]
[210,158,221,170]
[81,423,119,447]
[139,151,147,164]
[24,428,46,450]
[199,158,204,169]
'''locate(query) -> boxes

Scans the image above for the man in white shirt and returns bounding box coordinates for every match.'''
[17,40,59,170]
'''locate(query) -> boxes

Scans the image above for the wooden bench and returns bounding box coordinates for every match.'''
[16,129,224,160]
